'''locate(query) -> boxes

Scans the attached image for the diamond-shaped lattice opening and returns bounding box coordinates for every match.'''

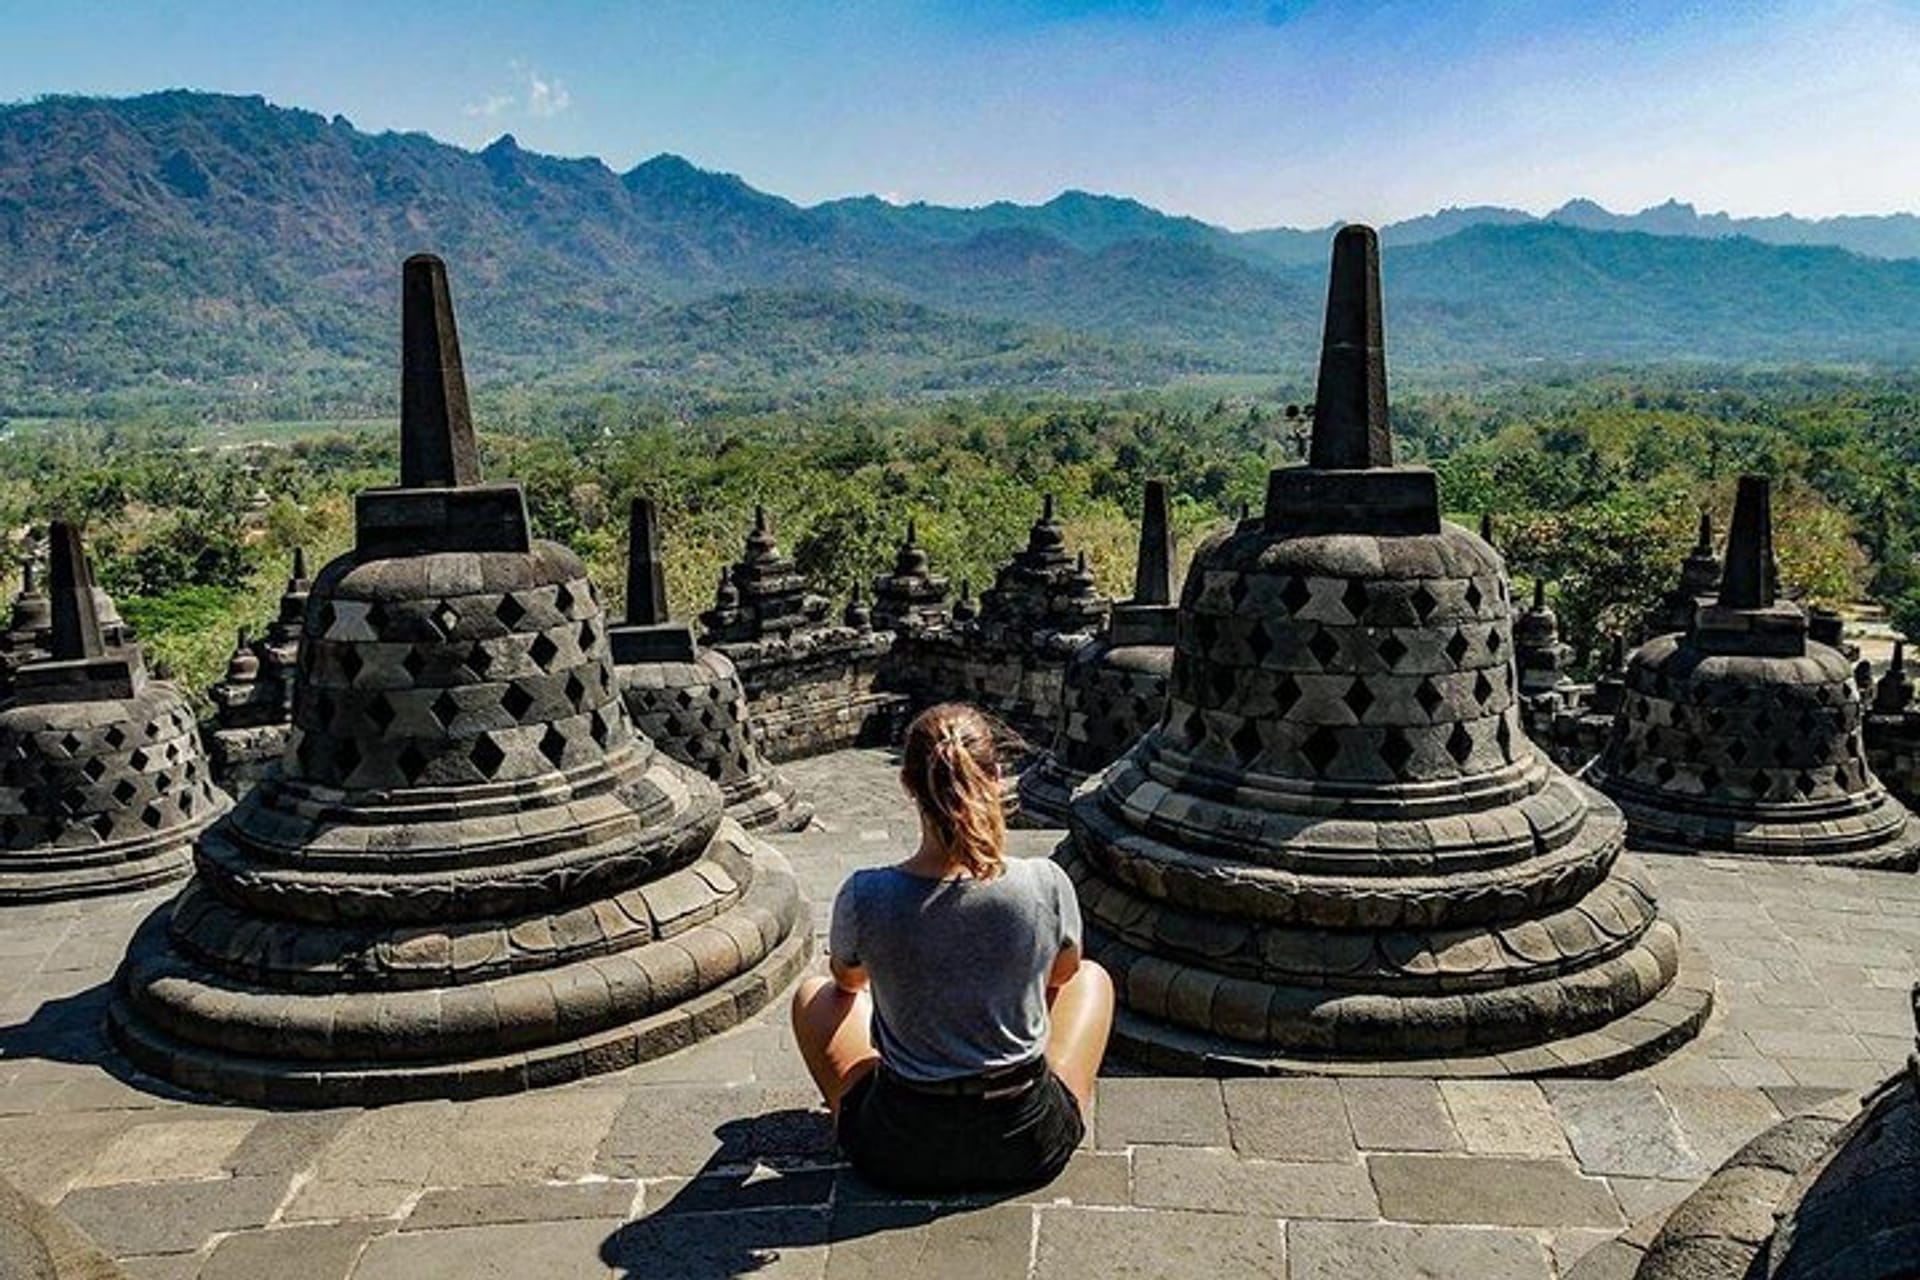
[539,726,569,768]
[179,792,193,816]
[153,772,172,793]
[1340,579,1369,622]
[129,748,151,771]
[401,649,427,683]
[578,620,597,652]
[565,674,587,707]
[530,634,560,670]
[104,725,126,749]
[140,804,164,829]
[1300,726,1340,774]
[1307,628,1340,669]
[58,787,86,815]
[364,602,389,635]
[1415,678,1444,720]
[163,742,179,763]
[333,739,361,778]
[431,602,459,639]
[1486,628,1503,653]
[1377,635,1408,669]
[57,732,82,756]
[1178,706,1206,747]
[1343,679,1375,720]
[496,595,528,629]
[397,743,430,783]
[1464,580,1484,613]
[315,601,337,635]
[1410,584,1438,621]
[1750,773,1772,798]
[1495,714,1515,760]
[500,683,535,720]
[1209,664,1238,704]
[1274,674,1302,716]
[1473,672,1496,706]
[1444,630,1470,667]
[1446,723,1475,765]
[367,695,397,733]
[112,779,137,805]
[90,813,116,841]
[674,687,697,710]
[467,644,493,678]
[1380,727,1414,776]
[1727,739,1749,764]
[1227,576,1249,608]
[555,583,576,616]
[81,756,107,782]
[1246,623,1273,664]
[1796,771,1818,796]
[470,734,506,779]
[1229,719,1264,767]
[1191,614,1220,655]
[338,646,364,684]
[1773,740,1796,766]
[1655,759,1677,784]
[589,709,611,747]
[431,690,462,731]
[1279,577,1312,615]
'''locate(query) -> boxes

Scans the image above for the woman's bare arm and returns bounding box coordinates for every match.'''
[831,954,869,994]
[1046,942,1082,993]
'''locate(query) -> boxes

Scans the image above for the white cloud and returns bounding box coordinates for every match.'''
[464,65,572,125]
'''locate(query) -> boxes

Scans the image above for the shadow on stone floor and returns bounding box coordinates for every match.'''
[600,1109,1019,1279]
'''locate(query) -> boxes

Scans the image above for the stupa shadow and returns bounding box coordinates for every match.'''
[600,1109,1019,1279]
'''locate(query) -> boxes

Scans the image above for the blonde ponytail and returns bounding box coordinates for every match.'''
[901,703,1007,879]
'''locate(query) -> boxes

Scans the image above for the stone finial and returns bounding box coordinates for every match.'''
[1608,632,1627,672]
[1693,509,1713,556]
[1531,579,1547,611]
[1133,479,1175,607]
[46,521,104,661]
[1877,640,1913,713]
[21,559,36,596]
[291,546,309,582]
[904,517,918,547]
[1308,225,1391,471]
[1479,512,1495,546]
[399,253,480,490]
[1718,476,1777,610]
[1042,494,1056,523]
[625,497,670,628]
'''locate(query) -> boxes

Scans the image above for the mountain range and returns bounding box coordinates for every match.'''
[3,90,1919,409]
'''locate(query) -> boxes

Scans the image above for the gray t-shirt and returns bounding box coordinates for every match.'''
[830,856,1084,1082]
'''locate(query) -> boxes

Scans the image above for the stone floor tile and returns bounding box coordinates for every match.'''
[351,1218,620,1280]
[73,1116,262,1188]
[597,1085,833,1179]
[1287,1220,1553,1280]
[1566,1238,1648,1280]
[433,1088,627,1184]
[1222,1079,1355,1162]
[0,1110,144,1200]
[1656,1086,1782,1168]
[224,1111,356,1178]
[1133,1145,1376,1219]
[603,1207,829,1279]
[405,1182,641,1232]
[201,1220,386,1280]
[1715,1058,1797,1089]
[824,1202,1034,1280]
[1763,1086,1853,1116]
[1604,1175,1697,1224]
[1438,1081,1567,1157]
[59,1175,289,1256]
[1339,1079,1461,1152]
[1367,1155,1622,1229]
[1746,1029,1875,1061]
[1541,1082,1700,1180]
[281,1180,418,1224]
[1093,1078,1228,1148]
[1778,1057,1893,1089]
[645,1167,835,1214]
[1549,1228,1622,1274]
[1031,1207,1285,1280]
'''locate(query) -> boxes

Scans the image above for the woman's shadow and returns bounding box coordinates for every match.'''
[599,1108,1022,1280]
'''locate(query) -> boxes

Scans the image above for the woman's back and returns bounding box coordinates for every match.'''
[832,855,1081,1082]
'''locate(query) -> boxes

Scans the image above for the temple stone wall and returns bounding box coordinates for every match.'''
[723,630,907,762]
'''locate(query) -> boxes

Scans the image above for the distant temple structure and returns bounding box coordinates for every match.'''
[611,496,810,831]
[1054,226,1709,1074]
[697,507,905,761]
[1018,479,1178,826]
[1591,476,1920,868]
[0,523,229,902]
[202,548,311,794]
[112,255,806,1103]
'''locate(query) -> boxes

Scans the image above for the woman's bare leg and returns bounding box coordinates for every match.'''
[790,975,881,1115]
[1044,960,1115,1114]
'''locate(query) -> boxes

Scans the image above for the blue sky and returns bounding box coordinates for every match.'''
[1,0,1915,227]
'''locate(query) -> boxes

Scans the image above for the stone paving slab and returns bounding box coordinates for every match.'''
[0,748,1911,1278]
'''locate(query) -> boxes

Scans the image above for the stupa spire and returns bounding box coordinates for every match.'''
[1693,508,1713,556]
[625,497,670,628]
[1717,475,1777,610]
[1308,225,1391,471]
[46,521,104,661]
[399,253,480,490]
[291,546,308,581]
[1133,479,1175,606]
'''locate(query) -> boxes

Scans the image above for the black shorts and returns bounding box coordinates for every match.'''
[837,1060,1085,1193]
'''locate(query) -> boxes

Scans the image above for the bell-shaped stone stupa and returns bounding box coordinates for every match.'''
[0,524,230,902]
[111,256,807,1104]
[1592,476,1920,869]
[1058,226,1710,1075]
[1019,480,1179,827]
[871,519,950,635]
[611,497,811,833]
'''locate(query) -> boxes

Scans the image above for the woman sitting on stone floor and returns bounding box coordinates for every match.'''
[791,702,1114,1192]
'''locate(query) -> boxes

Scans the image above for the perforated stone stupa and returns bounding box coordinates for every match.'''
[109,256,807,1104]
[0,559,51,694]
[0,524,229,903]
[1592,476,1920,869]
[1019,480,1179,827]
[1057,226,1709,1075]
[203,549,311,794]
[611,497,811,832]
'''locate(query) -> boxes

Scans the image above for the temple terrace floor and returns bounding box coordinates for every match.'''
[2,749,1916,1280]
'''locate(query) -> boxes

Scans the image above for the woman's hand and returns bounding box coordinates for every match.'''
[831,955,869,994]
